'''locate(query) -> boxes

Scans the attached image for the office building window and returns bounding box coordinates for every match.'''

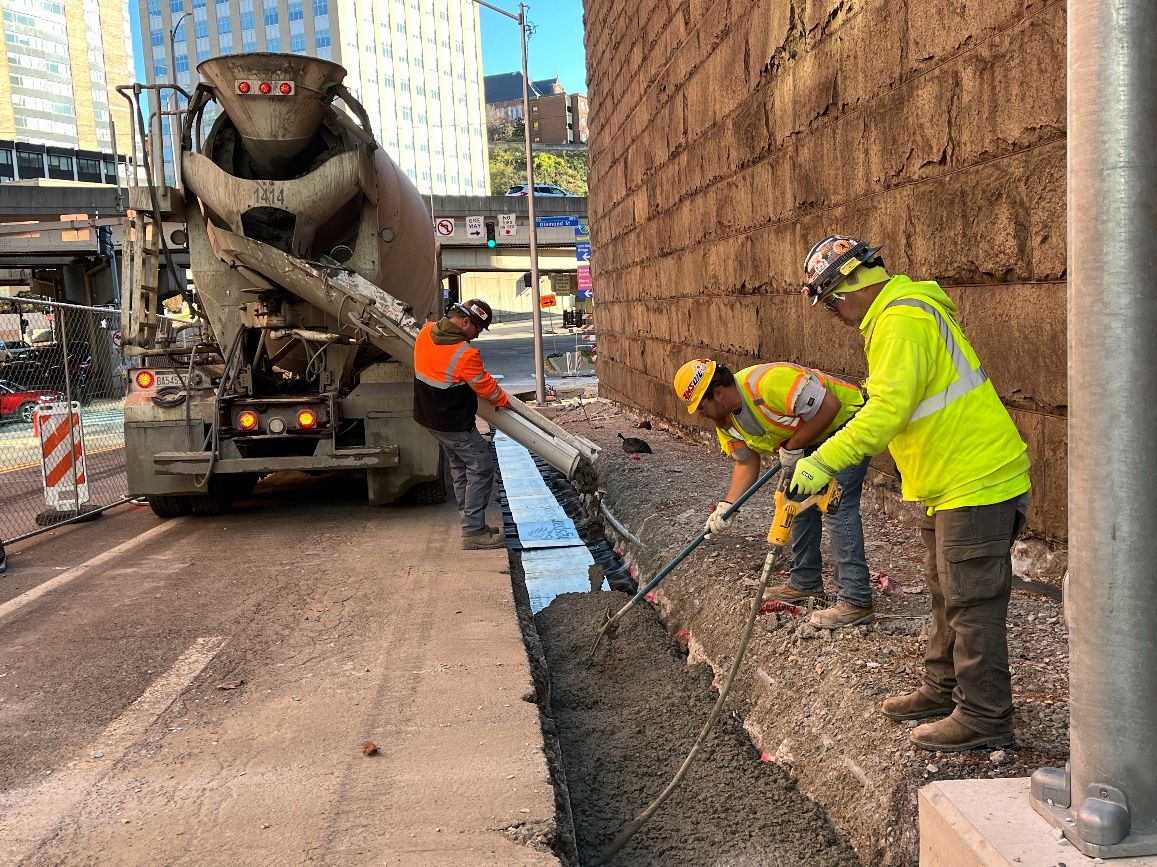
[242,33,257,50]
[17,152,43,174]
[150,29,164,46]
[290,32,305,51]
[263,8,277,25]
[402,107,412,121]
[288,1,302,20]
[195,20,208,37]
[240,11,254,28]
[316,28,330,48]
[218,15,230,32]
[175,54,189,72]
[154,60,168,77]
[170,0,182,11]
[311,0,327,15]
[77,157,100,176]
[47,154,73,173]
[267,36,280,51]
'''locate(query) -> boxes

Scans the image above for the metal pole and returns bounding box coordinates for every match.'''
[519,4,545,404]
[1030,0,1157,857]
[167,11,189,187]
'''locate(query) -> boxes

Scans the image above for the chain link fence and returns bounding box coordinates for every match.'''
[0,297,127,544]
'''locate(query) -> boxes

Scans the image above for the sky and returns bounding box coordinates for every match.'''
[129,2,588,94]
[478,1,588,94]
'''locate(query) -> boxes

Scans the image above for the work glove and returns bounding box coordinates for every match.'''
[778,445,805,472]
[790,455,836,496]
[704,501,735,538]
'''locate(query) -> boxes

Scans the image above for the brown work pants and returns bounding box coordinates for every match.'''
[918,496,1027,736]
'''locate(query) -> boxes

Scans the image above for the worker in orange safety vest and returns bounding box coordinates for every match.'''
[413,299,509,550]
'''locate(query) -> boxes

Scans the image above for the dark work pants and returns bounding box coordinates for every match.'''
[426,428,495,536]
[918,496,1027,736]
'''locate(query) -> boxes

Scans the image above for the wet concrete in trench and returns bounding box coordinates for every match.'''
[534,591,860,867]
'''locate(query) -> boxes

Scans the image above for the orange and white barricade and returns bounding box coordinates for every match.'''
[37,401,89,511]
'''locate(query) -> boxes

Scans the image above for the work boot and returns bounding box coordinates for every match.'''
[462,529,505,550]
[909,716,1013,752]
[881,690,955,721]
[763,582,825,604]
[809,599,874,629]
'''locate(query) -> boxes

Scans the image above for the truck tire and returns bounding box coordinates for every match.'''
[148,495,192,518]
[409,479,447,505]
[189,481,232,515]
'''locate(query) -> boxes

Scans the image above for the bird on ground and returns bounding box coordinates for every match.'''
[618,432,653,454]
[637,419,653,430]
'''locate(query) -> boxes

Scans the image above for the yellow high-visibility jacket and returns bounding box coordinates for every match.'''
[813,275,1031,510]
[715,362,864,460]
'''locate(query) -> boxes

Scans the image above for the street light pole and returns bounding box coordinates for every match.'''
[472,0,546,404]
[167,9,191,186]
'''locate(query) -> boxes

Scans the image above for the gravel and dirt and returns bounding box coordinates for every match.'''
[544,396,1070,866]
[536,591,859,866]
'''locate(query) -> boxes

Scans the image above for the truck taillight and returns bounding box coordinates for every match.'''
[238,410,259,431]
[135,370,155,389]
[296,409,317,429]
[234,79,293,96]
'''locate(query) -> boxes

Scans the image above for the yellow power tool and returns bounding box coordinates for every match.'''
[765,475,843,565]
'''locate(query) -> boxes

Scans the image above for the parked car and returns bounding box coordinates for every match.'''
[0,380,66,424]
[0,339,35,364]
[0,342,91,399]
[505,184,579,197]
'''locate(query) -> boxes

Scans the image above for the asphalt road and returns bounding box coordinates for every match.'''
[0,474,560,866]
[474,321,596,396]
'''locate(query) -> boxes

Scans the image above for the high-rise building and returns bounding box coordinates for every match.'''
[0,0,135,154]
[139,0,490,196]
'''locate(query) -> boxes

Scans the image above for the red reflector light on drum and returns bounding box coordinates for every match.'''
[135,370,155,389]
[237,81,251,94]
[297,409,318,429]
[259,82,272,94]
[279,82,292,94]
[238,410,259,431]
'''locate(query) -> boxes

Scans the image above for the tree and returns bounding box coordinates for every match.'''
[488,143,589,196]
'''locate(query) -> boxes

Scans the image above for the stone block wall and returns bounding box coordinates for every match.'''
[585,0,1067,538]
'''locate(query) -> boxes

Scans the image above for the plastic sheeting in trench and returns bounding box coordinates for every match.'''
[493,431,605,612]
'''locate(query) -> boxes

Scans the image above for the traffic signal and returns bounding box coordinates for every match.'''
[485,221,497,248]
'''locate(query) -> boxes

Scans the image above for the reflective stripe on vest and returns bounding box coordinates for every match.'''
[736,365,802,436]
[886,298,989,424]
[414,339,472,389]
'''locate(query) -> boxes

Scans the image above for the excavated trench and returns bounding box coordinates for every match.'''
[499,441,860,866]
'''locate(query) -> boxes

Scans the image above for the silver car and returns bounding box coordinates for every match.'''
[505,184,579,197]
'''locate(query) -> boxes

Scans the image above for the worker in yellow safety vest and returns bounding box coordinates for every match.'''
[791,235,1032,753]
[672,357,875,629]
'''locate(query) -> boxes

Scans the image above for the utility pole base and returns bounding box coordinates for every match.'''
[919,777,1157,866]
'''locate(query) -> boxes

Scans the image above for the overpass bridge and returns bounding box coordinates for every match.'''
[0,186,588,275]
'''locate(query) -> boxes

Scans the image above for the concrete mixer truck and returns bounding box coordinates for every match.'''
[118,53,597,518]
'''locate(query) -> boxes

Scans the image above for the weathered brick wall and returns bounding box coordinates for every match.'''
[585,0,1066,538]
